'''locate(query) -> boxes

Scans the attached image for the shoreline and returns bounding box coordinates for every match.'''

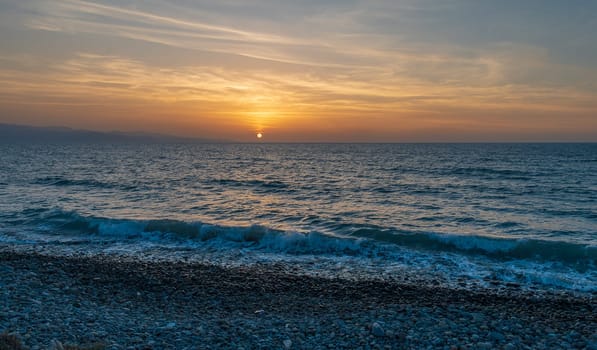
[1,249,595,349]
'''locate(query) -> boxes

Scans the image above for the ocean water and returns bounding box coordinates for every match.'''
[0,143,595,293]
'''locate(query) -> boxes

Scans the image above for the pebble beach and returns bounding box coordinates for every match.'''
[1,248,595,350]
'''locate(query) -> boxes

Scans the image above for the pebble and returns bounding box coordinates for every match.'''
[490,331,505,342]
[0,249,594,350]
[371,322,385,337]
[49,340,64,350]
[477,342,492,350]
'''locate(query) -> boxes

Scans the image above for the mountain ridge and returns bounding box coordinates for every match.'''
[0,123,226,143]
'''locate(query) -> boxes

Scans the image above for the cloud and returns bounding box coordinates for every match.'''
[1,51,594,116]
[0,0,596,140]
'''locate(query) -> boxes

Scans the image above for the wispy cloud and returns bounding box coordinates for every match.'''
[18,0,596,88]
[1,52,594,116]
[0,0,596,140]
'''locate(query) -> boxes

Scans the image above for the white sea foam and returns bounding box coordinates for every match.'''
[2,208,594,294]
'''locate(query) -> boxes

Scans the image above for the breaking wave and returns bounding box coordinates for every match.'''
[22,209,596,268]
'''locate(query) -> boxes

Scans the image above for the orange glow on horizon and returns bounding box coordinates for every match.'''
[0,1,595,142]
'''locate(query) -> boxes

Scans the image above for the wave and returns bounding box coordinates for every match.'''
[33,176,114,188]
[211,178,290,189]
[32,176,132,190]
[350,228,595,267]
[21,209,596,268]
[446,167,534,180]
[30,209,363,255]
[206,178,292,194]
[33,176,295,193]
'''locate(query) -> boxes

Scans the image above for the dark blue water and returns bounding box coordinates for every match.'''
[0,143,595,292]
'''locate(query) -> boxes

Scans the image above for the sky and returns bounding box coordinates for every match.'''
[0,0,596,142]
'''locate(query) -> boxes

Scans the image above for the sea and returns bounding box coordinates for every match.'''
[0,143,595,294]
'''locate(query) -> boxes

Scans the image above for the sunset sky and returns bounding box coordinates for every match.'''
[1,0,596,142]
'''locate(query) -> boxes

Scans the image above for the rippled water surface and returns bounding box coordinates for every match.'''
[1,143,595,292]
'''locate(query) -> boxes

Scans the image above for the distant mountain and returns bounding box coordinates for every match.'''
[0,123,225,143]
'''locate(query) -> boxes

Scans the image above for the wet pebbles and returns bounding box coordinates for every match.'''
[1,249,595,349]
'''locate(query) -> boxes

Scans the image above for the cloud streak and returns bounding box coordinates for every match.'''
[0,0,596,141]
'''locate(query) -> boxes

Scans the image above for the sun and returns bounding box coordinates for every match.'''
[256,132,263,139]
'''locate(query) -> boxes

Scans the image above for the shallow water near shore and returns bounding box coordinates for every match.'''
[0,143,595,294]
